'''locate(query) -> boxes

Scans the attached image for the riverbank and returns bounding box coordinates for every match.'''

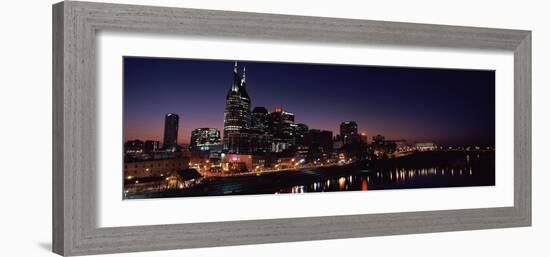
[200,162,353,178]
[125,150,494,199]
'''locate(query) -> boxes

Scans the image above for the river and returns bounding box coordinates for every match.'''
[126,150,495,199]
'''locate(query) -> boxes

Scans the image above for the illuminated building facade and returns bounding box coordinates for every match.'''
[416,142,437,151]
[268,107,296,151]
[221,154,253,172]
[163,113,179,151]
[223,62,252,154]
[250,106,273,153]
[124,157,190,178]
[125,140,144,154]
[190,128,222,152]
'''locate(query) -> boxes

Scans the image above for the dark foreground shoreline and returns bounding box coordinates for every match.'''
[125,150,495,199]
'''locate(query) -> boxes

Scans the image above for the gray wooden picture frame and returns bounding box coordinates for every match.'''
[52,1,531,256]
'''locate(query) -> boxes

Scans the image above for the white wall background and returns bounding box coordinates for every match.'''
[0,0,547,256]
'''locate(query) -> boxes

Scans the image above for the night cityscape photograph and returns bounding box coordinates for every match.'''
[122,57,495,199]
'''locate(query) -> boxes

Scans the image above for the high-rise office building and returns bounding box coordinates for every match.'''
[250,106,273,153]
[268,107,296,147]
[249,132,273,153]
[223,62,251,154]
[163,113,179,151]
[251,106,269,133]
[340,121,359,145]
[190,128,222,152]
[295,123,309,146]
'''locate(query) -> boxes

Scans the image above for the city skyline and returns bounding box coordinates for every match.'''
[124,57,495,147]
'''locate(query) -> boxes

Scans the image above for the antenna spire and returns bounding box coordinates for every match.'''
[231,61,240,92]
[240,66,247,87]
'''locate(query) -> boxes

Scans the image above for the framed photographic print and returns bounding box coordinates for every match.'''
[53,1,531,256]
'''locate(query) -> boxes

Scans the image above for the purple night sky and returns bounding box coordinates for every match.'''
[123,57,495,147]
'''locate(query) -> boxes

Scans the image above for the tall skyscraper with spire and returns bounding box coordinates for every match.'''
[223,62,252,153]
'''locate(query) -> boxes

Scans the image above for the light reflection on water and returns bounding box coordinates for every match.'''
[129,152,495,198]
[281,166,477,194]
